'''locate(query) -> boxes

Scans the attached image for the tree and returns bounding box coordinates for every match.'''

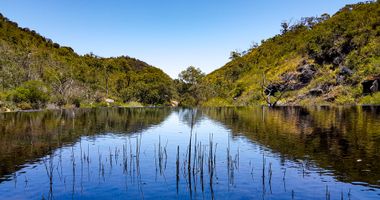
[177,66,207,106]
[260,72,295,107]
[178,66,205,85]
[281,21,289,34]
[229,50,242,60]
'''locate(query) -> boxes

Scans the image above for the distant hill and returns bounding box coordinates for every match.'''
[0,13,176,110]
[203,1,380,106]
[1,1,380,110]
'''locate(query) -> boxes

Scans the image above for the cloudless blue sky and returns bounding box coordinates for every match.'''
[0,0,363,78]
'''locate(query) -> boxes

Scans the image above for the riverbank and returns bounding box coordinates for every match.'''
[0,100,147,113]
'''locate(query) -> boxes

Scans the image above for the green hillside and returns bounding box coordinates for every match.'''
[0,14,176,111]
[1,1,380,111]
[203,1,380,106]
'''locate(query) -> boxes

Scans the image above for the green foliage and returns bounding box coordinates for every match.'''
[178,66,205,85]
[201,97,232,107]
[175,66,208,106]
[10,80,50,109]
[117,101,144,107]
[17,102,33,110]
[0,14,177,110]
[359,92,380,105]
[204,1,380,106]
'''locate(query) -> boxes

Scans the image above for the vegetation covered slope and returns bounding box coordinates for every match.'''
[0,13,176,111]
[203,1,380,106]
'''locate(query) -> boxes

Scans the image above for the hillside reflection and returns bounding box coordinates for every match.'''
[203,106,380,187]
[0,108,171,181]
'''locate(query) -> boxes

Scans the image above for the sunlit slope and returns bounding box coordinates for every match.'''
[0,14,176,108]
[204,1,380,106]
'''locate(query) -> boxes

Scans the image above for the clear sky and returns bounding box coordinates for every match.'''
[0,0,363,78]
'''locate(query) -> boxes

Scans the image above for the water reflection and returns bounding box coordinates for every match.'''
[203,106,380,187]
[0,108,171,181]
[0,107,379,199]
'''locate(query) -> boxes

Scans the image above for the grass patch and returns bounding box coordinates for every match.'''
[359,92,380,105]
[201,97,233,107]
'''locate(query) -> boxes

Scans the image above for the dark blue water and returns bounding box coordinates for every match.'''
[0,107,379,199]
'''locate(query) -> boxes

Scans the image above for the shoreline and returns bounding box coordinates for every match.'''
[1,104,380,114]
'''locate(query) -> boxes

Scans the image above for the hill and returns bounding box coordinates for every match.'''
[0,14,176,111]
[203,1,380,106]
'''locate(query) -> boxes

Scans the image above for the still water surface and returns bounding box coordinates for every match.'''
[0,107,379,199]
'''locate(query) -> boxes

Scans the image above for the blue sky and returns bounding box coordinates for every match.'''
[0,0,363,78]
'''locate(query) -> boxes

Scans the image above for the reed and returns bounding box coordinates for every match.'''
[325,185,331,200]
[29,129,356,200]
[176,145,180,194]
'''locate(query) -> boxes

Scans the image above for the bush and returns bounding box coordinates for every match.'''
[11,80,50,109]
[359,92,380,105]
[17,102,32,110]
[72,98,81,108]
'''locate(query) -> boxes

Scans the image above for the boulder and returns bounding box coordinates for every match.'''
[309,88,323,96]
[105,98,115,103]
[339,66,353,76]
[170,100,179,107]
[264,83,286,96]
[362,77,380,94]
[296,64,316,84]
[333,56,344,66]
[371,80,379,93]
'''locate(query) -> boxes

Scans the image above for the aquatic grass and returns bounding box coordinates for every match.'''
[9,128,363,200]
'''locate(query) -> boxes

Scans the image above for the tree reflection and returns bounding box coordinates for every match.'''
[0,108,171,181]
[203,106,380,186]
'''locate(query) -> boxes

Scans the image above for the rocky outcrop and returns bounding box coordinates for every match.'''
[309,88,324,96]
[296,63,317,84]
[336,66,354,84]
[362,77,380,94]
[265,60,317,96]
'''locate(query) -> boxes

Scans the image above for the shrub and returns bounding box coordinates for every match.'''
[11,80,50,109]
[72,98,81,108]
[17,102,32,110]
[359,92,380,105]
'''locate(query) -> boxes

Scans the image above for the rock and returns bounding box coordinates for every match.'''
[264,61,318,96]
[362,77,380,94]
[339,66,353,76]
[105,98,115,103]
[170,100,179,107]
[281,72,298,82]
[337,66,354,84]
[264,83,286,96]
[286,83,304,91]
[46,104,59,110]
[309,88,323,96]
[370,80,379,93]
[336,75,345,84]
[324,95,336,102]
[296,64,316,84]
[333,56,344,66]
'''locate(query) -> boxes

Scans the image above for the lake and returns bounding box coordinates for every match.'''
[0,107,379,199]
